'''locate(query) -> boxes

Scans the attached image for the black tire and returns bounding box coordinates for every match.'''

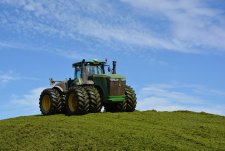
[125,85,137,112]
[53,88,66,114]
[39,88,58,115]
[85,86,102,113]
[66,86,89,115]
[60,94,66,113]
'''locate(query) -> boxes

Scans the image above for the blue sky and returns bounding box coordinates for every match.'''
[0,0,225,119]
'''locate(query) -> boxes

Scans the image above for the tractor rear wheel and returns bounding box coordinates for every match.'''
[39,88,59,115]
[65,86,89,115]
[59,94,66,113]
[53,88,66,114]
[125,85,137,112]
[85,86,102,113]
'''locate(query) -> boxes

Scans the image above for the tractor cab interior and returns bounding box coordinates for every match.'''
[74,63,105,81]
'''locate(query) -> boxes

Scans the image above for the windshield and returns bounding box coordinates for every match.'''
[86,65,103,76]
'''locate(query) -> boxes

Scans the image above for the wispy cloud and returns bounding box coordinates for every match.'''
[121,0,225,53]
[0,70,17,83]
[0,70,37,84]
[10,87,44,107]
[1,0,224,54]
[0,40,97,60]
[137,82,225,116]
[49,48,98,60]
[0,86,45,119]
[0,41,25,49]
[180,84,225,97]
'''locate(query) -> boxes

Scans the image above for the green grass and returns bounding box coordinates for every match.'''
[0,111,225,151]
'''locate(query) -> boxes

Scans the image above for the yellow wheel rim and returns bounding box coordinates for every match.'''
[42,95,51,113]
[68,93,76,112]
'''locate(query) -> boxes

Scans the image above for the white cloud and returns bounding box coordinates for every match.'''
[121,0,225,53]
[137,83,225,116]
[50,48,98,60]
[0,41,23,49]
[0,40,97,60]
[1,0,224,54]
[10,87,44,107]
[0,70,37,84]
[0,70,17,83]
[180,84,225,97]
[0,86,46,119]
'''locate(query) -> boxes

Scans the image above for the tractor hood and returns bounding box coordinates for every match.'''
[93,74,126,79]
[92,74,126,102]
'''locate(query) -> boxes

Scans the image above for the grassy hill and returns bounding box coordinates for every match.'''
[0,111,225,151]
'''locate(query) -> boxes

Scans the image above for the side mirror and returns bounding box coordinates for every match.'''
[108,67,111,72]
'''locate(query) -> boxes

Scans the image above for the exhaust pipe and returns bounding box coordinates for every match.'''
[112,61,116,74]
[81,59,87,83]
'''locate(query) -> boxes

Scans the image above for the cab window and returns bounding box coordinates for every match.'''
[75,66,81,79]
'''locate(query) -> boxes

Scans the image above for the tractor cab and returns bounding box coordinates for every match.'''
[73,59,109,84]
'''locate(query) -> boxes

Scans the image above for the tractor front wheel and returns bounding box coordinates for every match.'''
[124,85,137,112]
[85,86,102,113]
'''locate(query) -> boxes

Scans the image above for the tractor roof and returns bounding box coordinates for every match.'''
[72,59,106,67]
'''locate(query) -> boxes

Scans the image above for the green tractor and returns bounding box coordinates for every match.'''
[39,59,137,115]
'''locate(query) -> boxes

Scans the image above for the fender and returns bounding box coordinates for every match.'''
[53,81,68,93]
